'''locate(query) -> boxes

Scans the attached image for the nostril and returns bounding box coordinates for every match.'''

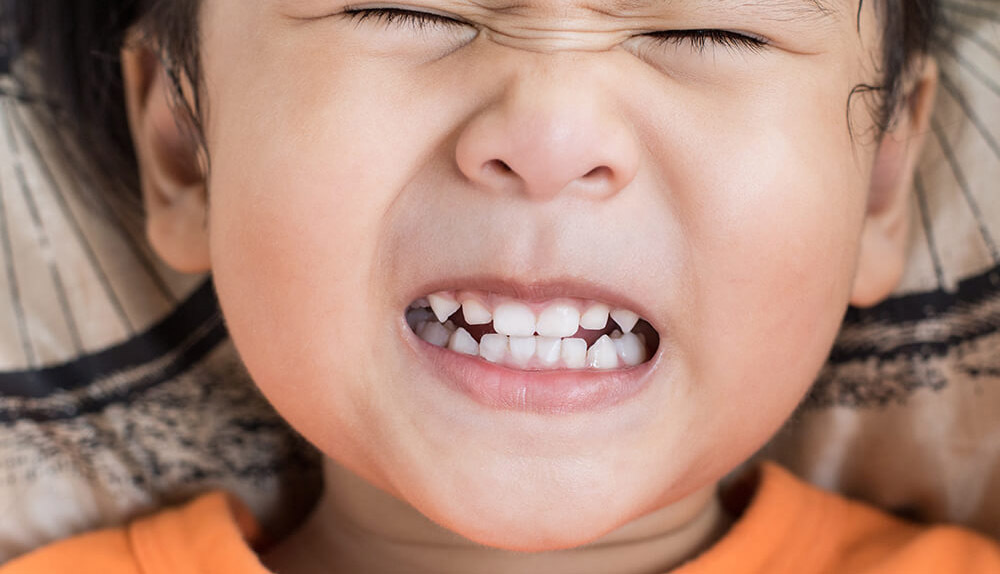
[484,159,514,175]
[583,166,612,180]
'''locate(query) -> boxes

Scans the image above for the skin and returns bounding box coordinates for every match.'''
[122,0,938,571]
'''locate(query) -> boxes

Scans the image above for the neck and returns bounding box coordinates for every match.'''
[263,458,732,574]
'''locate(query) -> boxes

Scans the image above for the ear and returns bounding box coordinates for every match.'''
[849,57,939,308]
[121,40,211,274]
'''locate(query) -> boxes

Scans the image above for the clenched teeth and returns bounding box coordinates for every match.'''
[407,290,656,371]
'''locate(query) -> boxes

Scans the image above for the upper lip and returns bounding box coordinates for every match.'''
[404,274,660,331]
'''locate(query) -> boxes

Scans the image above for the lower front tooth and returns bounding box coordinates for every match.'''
[587,335,620,370]
[419,321,451,347]
[614,332,645,366]
[561,338,587,369]
[479,334,509,364]
[448,328,479,356]
[535,337,562,366]
[509,336,536,364]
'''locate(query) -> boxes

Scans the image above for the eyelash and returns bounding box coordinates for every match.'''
[646,30,768,53]
[345,7,468,29]
[343,7,769,52]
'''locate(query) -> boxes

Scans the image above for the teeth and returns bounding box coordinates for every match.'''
[610,309,639,333]
[614,332,645,366]
[413,291,652,371]
[479,334,509,364]
[508,336,537,365]
[561,338,588,369]
[428,293,461,323]
[461,298,492,325]
[587,335,620,370]
[418,321,451,347]
[580,304,610,330]
[535,337,562,366]
[493,302,536,337]
[535,303,581,338]
[448,327,479,356]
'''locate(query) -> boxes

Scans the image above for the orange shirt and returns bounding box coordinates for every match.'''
[5,463,1000,574]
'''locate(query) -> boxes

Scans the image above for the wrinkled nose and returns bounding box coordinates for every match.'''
[454,60,640,202]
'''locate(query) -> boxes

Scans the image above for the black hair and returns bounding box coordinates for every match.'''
[2,0,944,216]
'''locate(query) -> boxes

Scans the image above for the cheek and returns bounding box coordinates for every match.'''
[609,57,870,474]
[204,77,411,445]
[672,99,866,445]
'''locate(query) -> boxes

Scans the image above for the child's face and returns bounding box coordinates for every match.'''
[126,0,934,552]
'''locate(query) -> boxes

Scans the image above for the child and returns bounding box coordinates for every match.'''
[6,0,1000,572]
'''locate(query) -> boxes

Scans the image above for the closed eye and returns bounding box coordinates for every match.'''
[343,7,469,30]
[645,30,769,53]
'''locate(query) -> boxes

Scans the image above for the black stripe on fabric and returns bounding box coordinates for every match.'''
[841,264,1000,325]
[0,315,228,424]
[0,278,223,398]
[829,264,1000,363]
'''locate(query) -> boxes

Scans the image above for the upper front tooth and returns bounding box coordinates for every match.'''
[587,335,620,369]
[428,292,460,323]
[536,303,580,338]
[461,299,492,325]
[493,302,536,337]
[610,308,639,333]
[580,304,610,330]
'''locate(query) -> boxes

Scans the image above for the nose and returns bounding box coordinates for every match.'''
[454,57,640,202]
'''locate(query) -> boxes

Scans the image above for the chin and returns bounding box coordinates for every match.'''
[421,483,633,553]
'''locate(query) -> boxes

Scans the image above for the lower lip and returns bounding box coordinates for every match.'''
[403,326,660,415]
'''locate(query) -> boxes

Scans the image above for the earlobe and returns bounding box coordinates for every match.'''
[121,39,211,274]
[850,58,939,308]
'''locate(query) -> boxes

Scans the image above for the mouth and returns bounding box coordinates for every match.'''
[405,289,661,372]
